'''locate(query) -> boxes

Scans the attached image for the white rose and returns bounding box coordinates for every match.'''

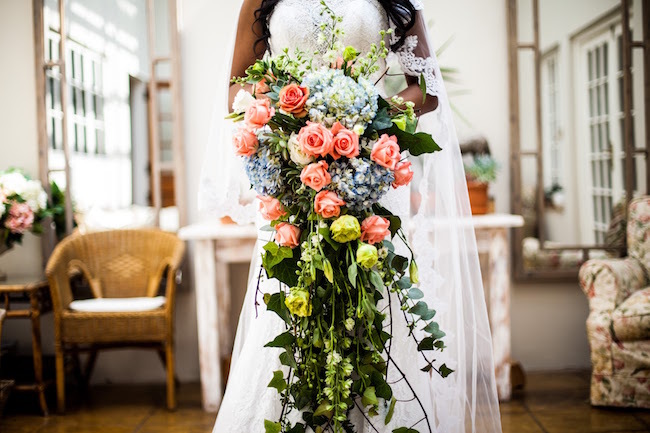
[0,189,6,218]
[232,89,256,114]
[353,124,365,136]
[0,172,28,197]
[22,180,47,212]
[288,133,314,166]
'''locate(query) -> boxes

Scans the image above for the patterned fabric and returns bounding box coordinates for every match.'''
[613,288,650,341]
[580,196,650,408]
[628,197,650,275]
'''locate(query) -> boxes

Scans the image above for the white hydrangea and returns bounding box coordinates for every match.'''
[232,89,255,114]
[22,180,48,212]
[287,133,314,166]
[0,172,28,197]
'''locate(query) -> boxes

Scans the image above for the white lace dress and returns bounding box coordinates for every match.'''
[211,1,486,432]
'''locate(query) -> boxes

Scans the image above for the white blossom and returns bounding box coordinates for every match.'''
[232,89,255,114]
[22,180,47,212]
[0,172,28,197]
[288,133,314,166]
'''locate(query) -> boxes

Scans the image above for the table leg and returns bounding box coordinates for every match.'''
[194,239,222,413]
[487,228,512,401]
[29,291,49,416]
[215,259,232,360]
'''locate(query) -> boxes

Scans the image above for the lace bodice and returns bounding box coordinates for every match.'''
[268,0,440,97]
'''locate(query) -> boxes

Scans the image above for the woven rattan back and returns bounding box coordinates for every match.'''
[52,230,183,299]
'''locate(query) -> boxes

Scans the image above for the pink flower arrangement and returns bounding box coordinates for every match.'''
[298,122,334,157]
[371,134,401,170]
[331,122,360,159]
[275,222,301,248]
[392,161,414,188]
[360,216,391,245]
[245,99,275,129]
[5,202,34,234]
[258,195,287,221]
[279,84,309,118]
[233,126,259,156]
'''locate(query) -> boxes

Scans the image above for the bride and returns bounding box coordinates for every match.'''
[200,0,502,431]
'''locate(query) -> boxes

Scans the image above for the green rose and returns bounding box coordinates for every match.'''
[343,46,360,63]
[392,114,408,131]
[285,287,312,317]
[330,215,361,243]
[357,243,379,269]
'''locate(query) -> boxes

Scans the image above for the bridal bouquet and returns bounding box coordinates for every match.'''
[230,4,449,432]
[0,169,49,250]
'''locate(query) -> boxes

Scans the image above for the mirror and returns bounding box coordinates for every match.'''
[508,0,649,280]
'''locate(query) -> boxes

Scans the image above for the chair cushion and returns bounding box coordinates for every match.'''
[628,197,650,275]
[613,288,650,341]
[69,296,166,313]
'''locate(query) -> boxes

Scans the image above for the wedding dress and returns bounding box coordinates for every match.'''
[200,1,502,432]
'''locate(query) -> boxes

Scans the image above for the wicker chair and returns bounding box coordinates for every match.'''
[46,229,185,412]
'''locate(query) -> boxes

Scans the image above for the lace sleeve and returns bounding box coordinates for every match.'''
[393,9,442,98]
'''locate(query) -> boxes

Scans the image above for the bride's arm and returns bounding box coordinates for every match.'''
[228,0,264,110]
[394,10,440,115]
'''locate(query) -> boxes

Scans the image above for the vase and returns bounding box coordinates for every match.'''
[0,243,9,281]
[467,180,489,215]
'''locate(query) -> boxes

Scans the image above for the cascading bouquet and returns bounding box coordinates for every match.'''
[229,4,450,433]
[0,169,49,251]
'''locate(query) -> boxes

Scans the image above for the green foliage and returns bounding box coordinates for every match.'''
[465,154,499,184]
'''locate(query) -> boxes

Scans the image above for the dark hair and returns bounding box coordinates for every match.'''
[253,0,417,55]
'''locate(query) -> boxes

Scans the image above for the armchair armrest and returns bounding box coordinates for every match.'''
[579,257,647,313]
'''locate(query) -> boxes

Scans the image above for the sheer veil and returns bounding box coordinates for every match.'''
[198,1,502,431]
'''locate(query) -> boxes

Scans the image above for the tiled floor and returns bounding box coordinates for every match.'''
[1,371,649,432]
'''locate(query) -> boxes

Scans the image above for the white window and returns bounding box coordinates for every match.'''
[542,50,561,188]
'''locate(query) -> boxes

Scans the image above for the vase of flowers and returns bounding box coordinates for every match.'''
[0,170,50,280]
[465,154,499,215]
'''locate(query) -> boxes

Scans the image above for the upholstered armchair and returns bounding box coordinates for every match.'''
[46,229,185,412]
[580,197,650,408]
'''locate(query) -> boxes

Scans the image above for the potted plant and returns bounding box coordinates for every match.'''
[0,169,50,280]
[465,155,499,215]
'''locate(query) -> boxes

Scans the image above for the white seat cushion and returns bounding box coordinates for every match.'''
[69,296,166,313]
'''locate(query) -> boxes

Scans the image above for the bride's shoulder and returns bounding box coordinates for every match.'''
[241,0,264,12]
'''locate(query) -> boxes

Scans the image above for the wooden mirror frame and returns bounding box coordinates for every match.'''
[506,0,650,282]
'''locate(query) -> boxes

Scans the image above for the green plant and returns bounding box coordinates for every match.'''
[465,154,499,184]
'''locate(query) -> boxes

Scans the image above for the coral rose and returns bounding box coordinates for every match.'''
[255,76,271,94]
[244,98,275,129]
[331,122,360,159]
[360,216,391,245]
[371,134,401,170]
[392,161,414,188]
[257,195,286,221]
[314,190,345,219]
[232,126,259,157]
[298,122,334,157]
[275,223,301,249]
[300,161,331,192]
[5,202,34,234]
[279,84,309,118]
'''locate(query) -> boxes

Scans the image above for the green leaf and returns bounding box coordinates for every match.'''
[396,276,412,290]
[319,227,340,250]
[419,72,427,104]
[268,370,287,393]
[264,420,282,433]
[266,254,300,287]
[385,397,397,424]
[267,292,291,324]
[372,372,393,400]
[265,331,295,348]
[391,255,408,273]
[280,350,298,368]
[420,309,436,321]
[409,301,429,316]
[362,386,379,406]
[420,363,432,373]
[348,262,358,288]
[417,337,435,351]
[314,400,333,418]
[369,270,384,292]
[287,423,306,433]
[392,428,419,433]
[371,107,393,130]
[407,288,424,299]
[381,124,441,156]
[440,363,454,378]
[423,321,445,339]
[263,243,294,269]
[361,297,376,322]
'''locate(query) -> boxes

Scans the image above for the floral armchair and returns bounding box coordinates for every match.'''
[580,197,650,408]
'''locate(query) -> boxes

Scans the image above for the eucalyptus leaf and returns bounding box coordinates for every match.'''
[407,288,424,299]
[369,270,384,292]
[396,276,412,290]
[423,321,445,340]
[409,301,429,316]
[348,262,358,288]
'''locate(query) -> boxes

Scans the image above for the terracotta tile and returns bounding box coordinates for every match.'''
[500,412,545,433]
[535,408,647,433]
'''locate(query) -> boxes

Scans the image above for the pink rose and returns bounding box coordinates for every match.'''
[244,98,275,129]
[331,122,360,159]
[279,84,309,118]
[5,202,34,234]
[314,191,345,219]
[298,122,334,157]
[255,76,271,94]
[300,161,331,192]
[232,126,259,157]
[371,134,401,170]
[258,195,286,221]
[275,222,301,248]
[392,161,414,188]
[361,216,391,245]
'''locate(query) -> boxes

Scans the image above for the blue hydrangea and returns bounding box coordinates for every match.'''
[243,143,284,197]
[329,158,394,211]
[302,69,378,133]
